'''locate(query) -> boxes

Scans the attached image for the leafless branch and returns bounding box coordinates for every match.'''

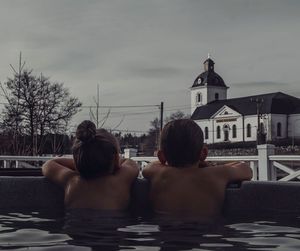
[100,109,111,128]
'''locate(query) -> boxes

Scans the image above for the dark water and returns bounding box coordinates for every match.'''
[0,209,300,250]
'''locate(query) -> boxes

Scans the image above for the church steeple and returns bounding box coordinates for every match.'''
[192,55,226,88]
[203,54,215,72]
[190,56,229,115]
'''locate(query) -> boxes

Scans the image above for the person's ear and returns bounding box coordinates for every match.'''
[200,146,208,161]
[157,150,167,165]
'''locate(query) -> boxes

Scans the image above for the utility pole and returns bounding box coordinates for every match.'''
[251,97,265,145]
[96,84,99,128]
[160,102,164,131]
[155,102,164,152]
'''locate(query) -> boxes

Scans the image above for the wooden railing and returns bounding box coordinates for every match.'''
[0,146,300,181]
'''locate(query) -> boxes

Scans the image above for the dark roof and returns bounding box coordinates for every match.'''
[191,92,300,120]
[192,58,227,88]
[192,71,227,88]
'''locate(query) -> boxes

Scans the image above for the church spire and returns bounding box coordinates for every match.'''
[190,56,228,114]
[204,54,214,72]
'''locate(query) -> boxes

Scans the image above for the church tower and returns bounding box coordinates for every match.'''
[190,56,228,114]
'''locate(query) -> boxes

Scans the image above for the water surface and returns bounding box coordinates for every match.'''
[0,209,300,250]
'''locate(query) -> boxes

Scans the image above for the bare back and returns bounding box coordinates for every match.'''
[42,158,139,210]
[65,172,131,210]
[143,162,252,219]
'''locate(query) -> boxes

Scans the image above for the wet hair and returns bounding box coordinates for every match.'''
[160,119,204,167]
[72,120,119,179]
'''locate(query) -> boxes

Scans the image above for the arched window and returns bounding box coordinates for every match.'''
[197,93,202,103]
[232,125,237,138]
[247,124,251,137]
[277,122,282,137]
[204,127,209,139]
[215,93,219,100]
[217,126,221,139]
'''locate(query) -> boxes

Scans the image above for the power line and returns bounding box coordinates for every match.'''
[75,105,190,119]
[0,101,190,114]
[68,124,148,134]
[110,129,148,134]
[81,104,160,109]
[0,102,160,109]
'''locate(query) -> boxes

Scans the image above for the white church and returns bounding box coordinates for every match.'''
[190,57,300,144]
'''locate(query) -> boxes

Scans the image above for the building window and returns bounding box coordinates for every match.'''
[277,122,282,137]
[223,124,229,141]
[217,126,221,139]
[215,93,219,100]
[204,127,209,139]
[247,124,251,137]
[232,125,237,138]
[197,93,202,103]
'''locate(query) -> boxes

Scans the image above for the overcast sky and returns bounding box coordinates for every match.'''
[0,0,299,134]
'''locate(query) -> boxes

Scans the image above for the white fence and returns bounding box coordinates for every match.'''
[0,144,300,181]
[269,155,300,181]
[0,156,52,169]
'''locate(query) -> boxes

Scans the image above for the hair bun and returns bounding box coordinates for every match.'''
[76,120,96,142]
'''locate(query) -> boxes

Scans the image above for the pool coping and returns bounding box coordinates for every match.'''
[0,177,299,216]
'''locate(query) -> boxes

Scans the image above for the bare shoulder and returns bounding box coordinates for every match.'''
[117,158,139,181]
[142,161,164,179]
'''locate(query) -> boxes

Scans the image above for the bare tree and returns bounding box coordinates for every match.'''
[143,111,189,156]
[0,57,82,155]
[143,117,160,155]
[89,84,112,128]
[164,110,190,123]
[89,84,124,130]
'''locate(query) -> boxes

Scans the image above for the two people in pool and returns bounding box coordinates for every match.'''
[42,119,252,218]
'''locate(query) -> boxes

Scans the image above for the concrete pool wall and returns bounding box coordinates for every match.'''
[0,177,300,215]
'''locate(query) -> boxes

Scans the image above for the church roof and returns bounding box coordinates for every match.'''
[191,92,300,120]
[192,58,227,88]
[192,71,227,88]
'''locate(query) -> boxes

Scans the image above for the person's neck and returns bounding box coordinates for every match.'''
[181,161,201,169]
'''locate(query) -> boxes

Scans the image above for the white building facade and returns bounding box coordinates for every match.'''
[191,57,300,144]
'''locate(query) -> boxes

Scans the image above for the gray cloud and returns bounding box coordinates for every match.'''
[0,0,300,132]
[122,64,183,79]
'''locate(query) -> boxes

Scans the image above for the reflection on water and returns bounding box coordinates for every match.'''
[226,220,300,250]
[0,210,71,249]
[0,209,300,250]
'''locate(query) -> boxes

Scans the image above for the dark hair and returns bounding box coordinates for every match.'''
[72,120,119,179]
[160,119,204,167]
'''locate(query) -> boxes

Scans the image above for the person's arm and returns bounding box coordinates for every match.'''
[50,158,76,170]
[42,158,77,188]
[224,162,253,182]
[118,158,139,182]
[142,161,163,179]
